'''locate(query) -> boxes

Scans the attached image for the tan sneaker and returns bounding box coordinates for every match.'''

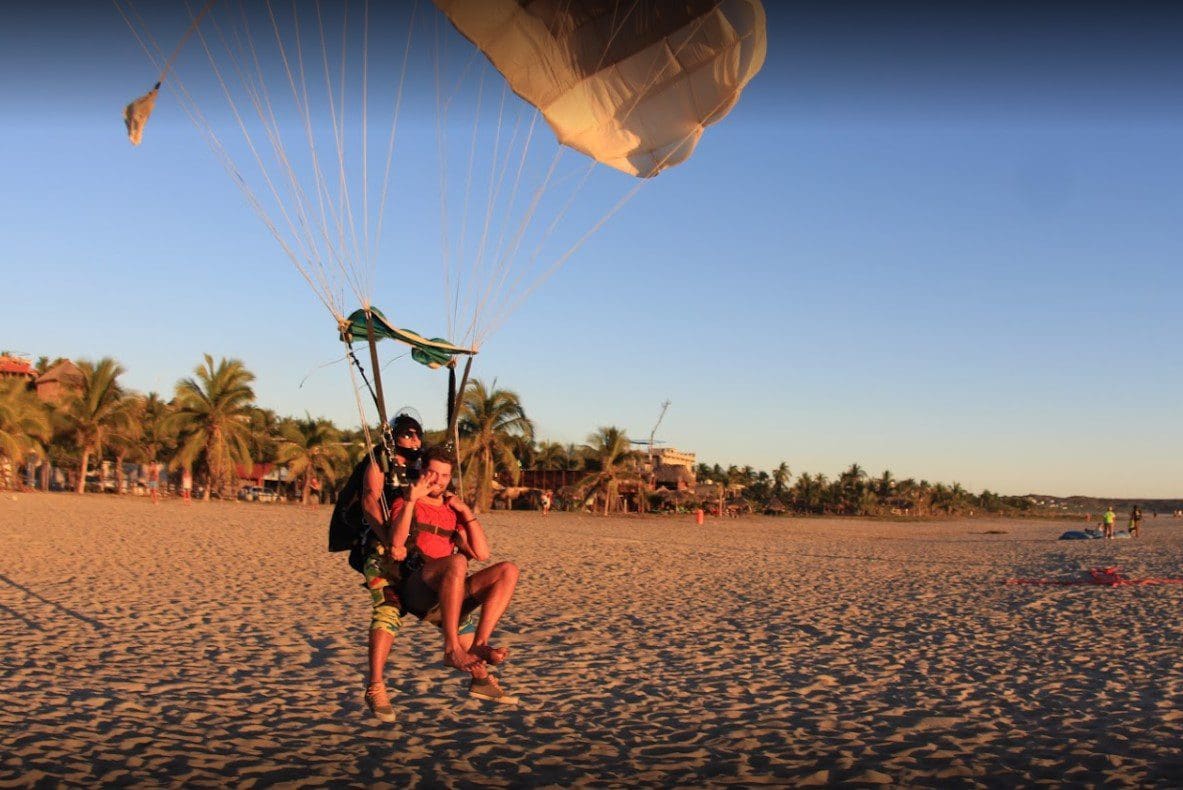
[469,674,518,704]
[365,682,396,723]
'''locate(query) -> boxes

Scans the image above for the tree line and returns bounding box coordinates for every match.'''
[0,354,1035,516]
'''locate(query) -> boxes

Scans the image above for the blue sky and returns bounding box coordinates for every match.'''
[2,2,1180,498]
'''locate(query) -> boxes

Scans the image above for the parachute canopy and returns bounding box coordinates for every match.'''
[433,0,767,177]
[119,1,766,363]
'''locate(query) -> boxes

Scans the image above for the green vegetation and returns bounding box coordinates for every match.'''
[0,353,1071,516]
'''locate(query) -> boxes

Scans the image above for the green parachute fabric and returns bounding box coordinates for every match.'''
[340,308,476,369]
[432,0,767,177]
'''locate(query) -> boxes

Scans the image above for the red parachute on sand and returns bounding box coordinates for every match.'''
[1007,566,1183,587]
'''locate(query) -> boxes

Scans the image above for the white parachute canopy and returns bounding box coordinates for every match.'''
[118,1,766,349]
[434,0,766,178]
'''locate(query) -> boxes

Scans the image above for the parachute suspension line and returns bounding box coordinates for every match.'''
[113,1,166,78]
[451,66,488,343]
[470,135,563,348]
[448,355,474,503]
[447,79,518,345]
[468,96,540,347]
[587,0,644,75]
[314,1,365,307]
[117,0,340,319]
[477,6,745,343]
[155,0,218,87]
[198,6,329,303]
[489,70,755,339]
[460,78,524,347]
[341,341,381,420]
[487,158,598,338]
[433,10,453,337]
[234,4,341,305]
[192,5,344,317]
[616,11,727,131]
[371,0,420,286]
[343,338,390,524]
[220,5,341,309]
[360,0,371,296]
[263,2,360,311]
[432,11,481,343]
[479,158,602,342]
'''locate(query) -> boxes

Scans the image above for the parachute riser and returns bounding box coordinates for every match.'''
[364,310,390,429]
[446,355,473,444]
[340,336,397,461]
[446,355,473,503]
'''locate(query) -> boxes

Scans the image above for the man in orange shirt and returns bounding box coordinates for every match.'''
[387,445,519,702]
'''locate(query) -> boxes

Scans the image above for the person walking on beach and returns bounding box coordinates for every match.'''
[181,468,193,504]
[1129,504,1143,537]
[386,445,519,702]
[541,489,552,516]
[1102,506,1117,539]
[147,461,162,505]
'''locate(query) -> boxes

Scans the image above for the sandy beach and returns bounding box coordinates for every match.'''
[1,493,1181,786]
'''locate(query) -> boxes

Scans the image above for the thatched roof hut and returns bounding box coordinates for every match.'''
[763,497,788,515]
[654,464,695,491]
[36,360,83,403]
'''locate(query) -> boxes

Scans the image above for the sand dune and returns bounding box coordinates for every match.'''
[1,493,1181,785]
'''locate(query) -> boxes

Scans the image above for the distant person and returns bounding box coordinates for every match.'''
[181,468,193,504]
[147,461,162,505]
[1102,506,1116,539]
[540,489,552,516]
[1129,505,1143,538]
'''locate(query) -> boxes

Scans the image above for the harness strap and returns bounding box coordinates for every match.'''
[415,523,457,538]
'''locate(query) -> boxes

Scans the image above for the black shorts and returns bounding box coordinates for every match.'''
[397,557,481,625]
[398,564,439,619]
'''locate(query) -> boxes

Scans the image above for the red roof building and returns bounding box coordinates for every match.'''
[0,355,35,382]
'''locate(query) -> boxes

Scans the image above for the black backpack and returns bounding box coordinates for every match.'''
[328,457,373,572]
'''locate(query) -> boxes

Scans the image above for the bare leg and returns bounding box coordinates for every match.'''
[422,555,482,672]
[368,628,394,685]
[464,561,519,658]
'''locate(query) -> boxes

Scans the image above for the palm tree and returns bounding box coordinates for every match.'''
[772,462,791,495]
[0,380,51,488]
[457,379,534,512]
[534,441,569,471]
[57,358,135,493]
[167,355,256,500]
[839,462,869,514]
[577,426,640,515]
[275,416,350,505]
[139,393,177,465]
[245,406,282,464]
[106,397,145,494]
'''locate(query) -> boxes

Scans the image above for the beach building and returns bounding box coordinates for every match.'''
[648,447,697,491]
[234,462,291,501]
[35,359,83,403]
[0,355,36,384]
